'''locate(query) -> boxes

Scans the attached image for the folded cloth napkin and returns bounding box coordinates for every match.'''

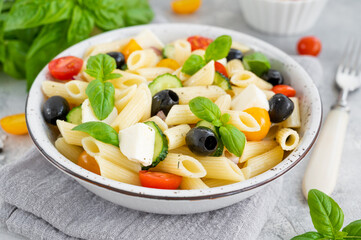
[0,57,321,240]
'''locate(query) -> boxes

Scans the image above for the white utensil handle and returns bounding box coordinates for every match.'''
[302,107,349,198]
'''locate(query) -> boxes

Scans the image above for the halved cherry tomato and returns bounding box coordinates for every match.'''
[0,113,28,135]
[171,0,202,14]
[272,85,296,97]
[243,108,271,141]
[78,151,100,175]
[48,56,83,80]
[214,61,228,78]
[122,39,142,60]
[156,58,180,70]
[187,35,212,51]
[139,171,182,189]
[297,36,322,56]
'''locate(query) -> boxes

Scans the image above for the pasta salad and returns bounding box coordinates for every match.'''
[41,30,301,190]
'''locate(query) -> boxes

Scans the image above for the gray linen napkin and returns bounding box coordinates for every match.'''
[0,57,321,240]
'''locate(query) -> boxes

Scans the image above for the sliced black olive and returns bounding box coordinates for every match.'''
[42,96,70,125]
[107,52,125,69]
[262,69,284,86]
[268,94,294,123]
[151,90,179,116]
[186,127,218,156]
[226,48,243,61]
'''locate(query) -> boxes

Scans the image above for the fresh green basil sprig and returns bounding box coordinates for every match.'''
[189,97,246,157]
[292,189,361,240]
[181,35,232,76]
[73,121,119,146]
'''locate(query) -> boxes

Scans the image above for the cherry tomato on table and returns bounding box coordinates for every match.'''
[48,56,83,80]
[243,107,271,141]
[122,39,143,60]
[187,35,212,51]
[297,36,322,56]
[139,171,182,189]
[171,0,202,14]
[214,61,229,78]
[77,151,100,175]
[0,113,28,135]
[272,85,296,97]
[156,58,180,70]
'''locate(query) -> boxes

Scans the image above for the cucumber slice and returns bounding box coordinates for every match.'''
[143,121,168,169]
[243,52,271,77]
[148,73,183,96]
[162,44,175,59]
[195,120,224,157]
[66,105,82,125]
[213,71,232,90]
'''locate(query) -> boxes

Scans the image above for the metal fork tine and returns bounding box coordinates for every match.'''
[340,38,353,72]
[345,39,357,73]
[352,40,361,74]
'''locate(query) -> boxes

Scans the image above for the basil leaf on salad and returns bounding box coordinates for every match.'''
[73,121,119,146]
[243,52,271,77]
[189,97,221,123]
[181,54,205,75]
[219,124,246,157]
[86,80,115,121]
[67,6,94,45]
[204,35,232,63]
[85,54,121,81]
[220,113,230,125]
[290,232,324,240]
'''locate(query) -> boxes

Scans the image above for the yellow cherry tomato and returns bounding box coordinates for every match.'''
[122,39,142,60]
[0,113,28,135]
[156,59,180,70]
[171,0,202,14]
[77,151,100,175]
[243,108,271,141]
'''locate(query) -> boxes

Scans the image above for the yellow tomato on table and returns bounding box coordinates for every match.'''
[172,0,202,14]
[0,113,28,135]
[243,107,271,141]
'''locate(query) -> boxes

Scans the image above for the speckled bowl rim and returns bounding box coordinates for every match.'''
[26,23,322,200]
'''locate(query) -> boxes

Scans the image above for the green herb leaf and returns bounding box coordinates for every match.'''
[212,119,222,127]
[4,0,74,31]
[243,52,271,77]
[86,80,115,120]
[181,54,205,75]
[308,189,344,238]
[67,6,94,45]
[204,35,232,63]
[189,97,221,123]
[220,113,230,125]
[343,220,361,239]
[73,121,119,146]
[0,0,3,13]
[123,0,154,26]
[219,124,246,157]
[290,232,324,240]
[3,40,29,79]
[85,54,121,81]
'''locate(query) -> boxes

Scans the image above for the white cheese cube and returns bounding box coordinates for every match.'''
[216,58,227,67]
[82,99,117,124]
[231,84,270,111]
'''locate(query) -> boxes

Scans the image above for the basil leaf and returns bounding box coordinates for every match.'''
[0,0,3,13]
[3,40,29,79]
[189,97,221,123]
[123,0,154,26]
[181,54,205,76]
[243,52,271,77]
[86,80,115,120]
[4,0,74,31]
[219,124,246,157]
[290,232,324,240]
[220,113,230,125]
[5,27,41,45]
[85,54,121,81]
[343,220,361,239]
[73,121,119,146]
[67,6,94,45]
[308,189,344,238]
[204,35,232,63]
[212,119,222,127]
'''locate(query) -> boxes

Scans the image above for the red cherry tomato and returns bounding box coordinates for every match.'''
[187,35,212,51]
[297,36,322,56]
[48,56,83,80]
[214,61,228,78]
[139,171,182,189]
[77,151,100,175]
[272,85,296,97]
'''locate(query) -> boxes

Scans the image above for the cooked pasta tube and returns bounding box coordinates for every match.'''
[226,59,244,77]
[231,41,251,53]
[152,153,206,178]
[241,167,251,179]
[134,29,164,50]
[173,39,192,66]
[83,38,130,58]
[180,177,209,190]
[110,70,147,89]
[81,137,141,172]
[57,120,88,146]
[139,83,152,121]
[55,137,83,163]
[202,178,238,188]
[281,97,301,128]
[225,110,261,132]
[230,71,273,90]
[191,49,205,57]
[276,128,300,151]
[170,86,226,104]
[165,105,199,125]
[134,67,173,81]
[127,49,159,70]
[231,86,273,100]
[183,60,215,86]
[143,116,168,132]
[114,85,137,112]
[65,80,88,101]
[169,146,197,157]
[173,67,190,82]
[215,94,232,112]
[264,124,282,140]
[164,124,191,150]
[245,146,284,178]
[42,81,83,105]
[239,140,278,163]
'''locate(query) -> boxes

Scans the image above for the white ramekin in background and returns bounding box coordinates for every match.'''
[239,0,328,36]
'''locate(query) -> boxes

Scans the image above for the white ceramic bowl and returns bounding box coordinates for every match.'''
[26,23,322,214]
[239,0,328,36]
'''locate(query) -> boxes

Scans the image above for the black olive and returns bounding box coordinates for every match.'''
[42,96,70,125]
[151,90,179,116]
[107,52,125,69]
[226,48,243,61]
[186,127,218,156]
[262,69,284,86]
[268,94,294,123]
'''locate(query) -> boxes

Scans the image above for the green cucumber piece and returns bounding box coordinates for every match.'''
[148,73,182,96]
[143,121,168,169]
[242,52,271,77]
[195,120,224,157]
[162,44,175,59]
[66,105,82,125]
[213,71,232,90]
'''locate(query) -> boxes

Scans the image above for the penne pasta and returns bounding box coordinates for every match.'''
[110,70,147,89]
[180,177,209,190]
[165,105,199,125]
[114,85,137,112]
[42,81,83,105]
[183,60,215,86]
[164,124,191,150]
[83,38,130,58]
[170,85,226,104]
[230,70,273,90]
[215,94,232,112]
[57,120,88,146]
[225,110,261,132]
[226,59,244,77]
[134,29,164,50]
[276,128,300,151]
[55,137,83,163]
[239,140,278,163]
[202,178,238,188]
[173,39,192,66]
[143,116,168,132]
[281,97,301,128]
[134,67,173,81]
[127,49,159,70]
